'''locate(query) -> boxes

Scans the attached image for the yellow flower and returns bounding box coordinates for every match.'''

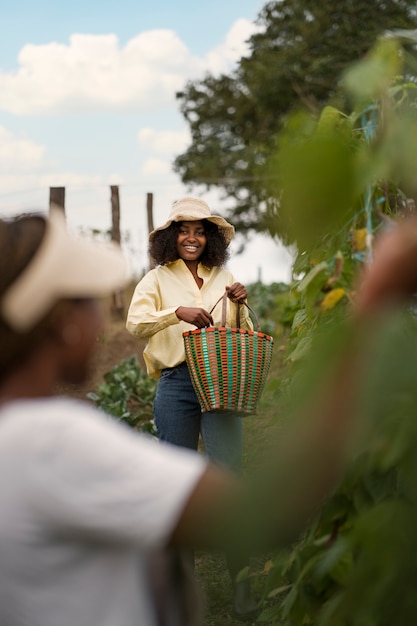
[321,288,346,312]
[352,228,367,252]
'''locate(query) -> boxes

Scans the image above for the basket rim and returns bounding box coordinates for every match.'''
[182,327,274,341]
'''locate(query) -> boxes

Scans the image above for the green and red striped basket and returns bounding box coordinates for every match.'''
[183,291,274,416]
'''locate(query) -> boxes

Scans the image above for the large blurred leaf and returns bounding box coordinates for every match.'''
[357,109,417,195]
[342,38,403,105]
[296,262,328,292]
[272,129,359,252]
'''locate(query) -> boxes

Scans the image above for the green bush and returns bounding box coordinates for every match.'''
[88,356,157,436]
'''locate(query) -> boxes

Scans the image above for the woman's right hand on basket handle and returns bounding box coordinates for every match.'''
[176,306,213,328]
[226,282,247,303]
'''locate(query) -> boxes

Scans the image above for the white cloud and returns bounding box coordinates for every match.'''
[228,235,294,285]
[0,171,111,218]
[0,20,258,115]
[204,18,259,72]
[0,126,46,172]
[140,157,173,177]
[138,127,190,154]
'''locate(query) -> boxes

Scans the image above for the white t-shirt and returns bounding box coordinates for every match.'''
[0,397,207,626]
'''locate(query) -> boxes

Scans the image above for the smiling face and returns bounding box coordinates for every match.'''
[176,220,207,264]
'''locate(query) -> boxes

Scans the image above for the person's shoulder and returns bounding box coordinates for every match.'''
[0,397,99,428]
[135,266,161,284]
[0,397,140,456]
[162,259,182,271]
[211,265,234,280]
[0,398,105,455]
[138,262,182,282]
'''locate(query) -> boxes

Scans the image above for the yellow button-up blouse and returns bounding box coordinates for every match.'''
[126,259,253,378]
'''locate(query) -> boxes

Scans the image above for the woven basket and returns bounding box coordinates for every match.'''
[183,291,274,416]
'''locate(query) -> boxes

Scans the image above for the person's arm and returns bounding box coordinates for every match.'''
[225,281,254,331]
[226,282,248,302]
[127,269,215,333]
[354,218,417,316]
[175,306,213,328]
[170,325,366,552]
[173,279,249,329]
[126,272,181,339]
[169,217,417,553]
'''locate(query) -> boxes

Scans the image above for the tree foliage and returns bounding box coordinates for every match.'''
[174,0,417,237]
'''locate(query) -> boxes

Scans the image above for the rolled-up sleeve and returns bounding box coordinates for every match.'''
[126,271,180,339]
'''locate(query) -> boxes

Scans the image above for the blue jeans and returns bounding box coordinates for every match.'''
[154,362,243,473]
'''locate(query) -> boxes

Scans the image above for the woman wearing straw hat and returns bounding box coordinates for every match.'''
[126,196,258,618]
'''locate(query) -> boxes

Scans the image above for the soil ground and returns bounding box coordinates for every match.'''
[59,293,282,625]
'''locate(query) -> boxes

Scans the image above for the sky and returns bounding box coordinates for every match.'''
[0,0,294,284]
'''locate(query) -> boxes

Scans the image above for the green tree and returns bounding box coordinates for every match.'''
[174,0,417,237]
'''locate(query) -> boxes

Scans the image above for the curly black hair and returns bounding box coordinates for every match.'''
[0,213,46,297]
[149,220,230,268]
[0,214,90,381]
[0,214,49,379]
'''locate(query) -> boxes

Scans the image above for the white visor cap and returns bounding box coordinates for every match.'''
[1,210,129,332]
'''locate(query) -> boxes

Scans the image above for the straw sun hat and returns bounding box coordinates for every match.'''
[149,197,235,246]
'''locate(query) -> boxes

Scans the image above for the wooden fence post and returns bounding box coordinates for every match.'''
[147,192,155,270]
[110,185,124,317]
[49,187,66,215]
[111,185,121,244]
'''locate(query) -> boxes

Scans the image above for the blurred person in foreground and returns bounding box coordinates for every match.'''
[0,209,415,626]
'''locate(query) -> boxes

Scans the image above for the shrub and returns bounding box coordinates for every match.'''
[88,356,157,436]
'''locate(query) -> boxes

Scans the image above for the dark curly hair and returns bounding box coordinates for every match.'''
[149,220,230,268]
[0,213,46,298]
[0,213,81,381]
[0,214,49,378]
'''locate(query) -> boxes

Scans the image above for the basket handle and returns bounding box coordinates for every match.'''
[209,290,261,331]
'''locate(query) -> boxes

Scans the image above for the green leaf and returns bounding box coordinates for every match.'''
[320,542,354,585]
[287,336,312,362]
[296,263,328,292]
[292,308,308,331]
[342,38,403,104]
[276,128,359,252]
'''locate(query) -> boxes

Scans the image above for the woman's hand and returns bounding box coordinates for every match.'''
[176,306,213,328]
[226,282,247,302]
[355,217,417,317]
